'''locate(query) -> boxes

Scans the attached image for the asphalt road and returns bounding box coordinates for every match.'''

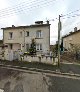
[0,66,80,92]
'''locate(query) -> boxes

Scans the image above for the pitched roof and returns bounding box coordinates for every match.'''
[63,29,80,38]
[1,24,50,30]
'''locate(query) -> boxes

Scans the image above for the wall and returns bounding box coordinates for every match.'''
[24,26,50,53]
[0,47,2,60]
[21,55,58,65]
[3,25,50,54]
[63,31,80,50]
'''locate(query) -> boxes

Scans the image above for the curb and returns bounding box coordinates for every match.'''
[0,64,80,77]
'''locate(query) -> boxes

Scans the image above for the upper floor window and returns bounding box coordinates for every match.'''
[36,30,41,38]
[9,32,13,39]
[26,31,29,37]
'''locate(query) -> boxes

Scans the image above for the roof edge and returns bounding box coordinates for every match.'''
[1,24,51,30]
[62,29,80,38]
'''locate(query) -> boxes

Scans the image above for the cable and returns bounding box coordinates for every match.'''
[61,9,80,17]
[0,0,56,17]
[61,14,80,20]
[0,0,56,16]
[0,0,57,19]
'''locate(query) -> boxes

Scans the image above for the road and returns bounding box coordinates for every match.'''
[0,66,80,92]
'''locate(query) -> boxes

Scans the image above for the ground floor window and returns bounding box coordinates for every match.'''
[36,44,42,51]
[10,44,13,49]
[26,44,30,51]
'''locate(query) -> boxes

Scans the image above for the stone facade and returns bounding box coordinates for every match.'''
[2,22,50,54]
[63,30,80,50]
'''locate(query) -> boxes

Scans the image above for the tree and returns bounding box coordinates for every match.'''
[70,43,80,60]
[29,39,36,55]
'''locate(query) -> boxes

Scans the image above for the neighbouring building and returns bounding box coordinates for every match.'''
[0,40,3,59]
[0,40,3,51]
[0,40,3,46]
[1,21,50,60]
[63,27,80,50]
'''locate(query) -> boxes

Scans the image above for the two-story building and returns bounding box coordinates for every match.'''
[2,21,50,57]
[63,27,80,50]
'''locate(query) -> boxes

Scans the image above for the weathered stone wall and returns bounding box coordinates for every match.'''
[23,55,58,64]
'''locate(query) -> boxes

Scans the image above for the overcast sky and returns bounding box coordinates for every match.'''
[0,0,80,44]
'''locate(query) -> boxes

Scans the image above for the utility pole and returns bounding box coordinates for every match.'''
[58,15,62,67]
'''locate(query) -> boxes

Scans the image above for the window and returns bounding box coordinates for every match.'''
[36,30,41,38]
[26,44,30,51]
[40,44,42,50]
[26,31,29,36]
[20,32,22,37]
[9,32,13,39]
[36,44,42,51]
[10,44,13,49]
[36,44,39,50]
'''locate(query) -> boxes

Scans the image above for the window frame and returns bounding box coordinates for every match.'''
[26,31,29,37]
[36,30,41,38]
[36,44,42,51]
[9,32,13,39]
[10,44,13,49]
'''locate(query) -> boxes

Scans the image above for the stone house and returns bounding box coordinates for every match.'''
[1,21,50,60]
[63,27,80,50]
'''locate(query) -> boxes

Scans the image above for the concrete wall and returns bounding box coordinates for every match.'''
[21,55,58,65]
[63,31,80,50]
[3,28,24,44]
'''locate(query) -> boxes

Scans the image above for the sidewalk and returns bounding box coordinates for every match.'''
[60,62,80,75]
[0,60,80,76]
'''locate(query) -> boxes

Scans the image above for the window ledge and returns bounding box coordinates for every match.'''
[35,38,43,39]
[25,36,29,37]
[36,50,43,52]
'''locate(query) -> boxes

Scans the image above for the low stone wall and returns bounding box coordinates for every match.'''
[22,55,58,64]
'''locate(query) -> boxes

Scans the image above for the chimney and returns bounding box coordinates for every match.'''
[35,21,43,24]
[12,25,15,27]
[74,27,77,32]
[46,20,49,24]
